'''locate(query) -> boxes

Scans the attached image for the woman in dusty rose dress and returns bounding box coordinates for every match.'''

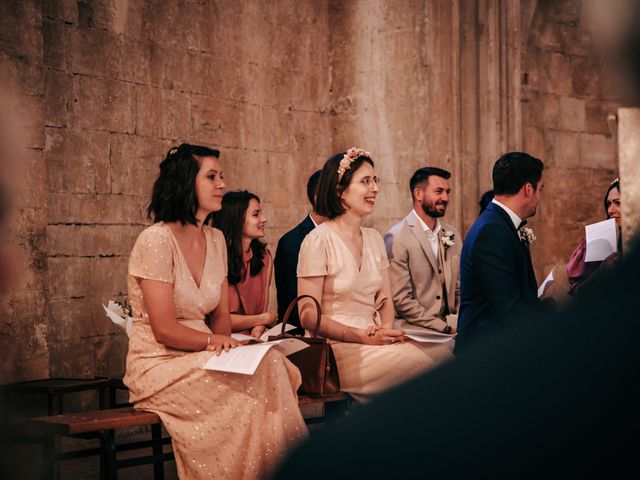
[124,144,306,480]
[210,191,277,339]
[297,148,452,402]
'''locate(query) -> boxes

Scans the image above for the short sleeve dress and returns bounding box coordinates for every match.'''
[124,223,306,480]
[297,223,451,401]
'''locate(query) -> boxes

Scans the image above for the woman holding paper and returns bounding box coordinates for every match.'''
[296,148,452,402]
[209,191,278,339]
[124,144,305,480]
[567,178,622,294]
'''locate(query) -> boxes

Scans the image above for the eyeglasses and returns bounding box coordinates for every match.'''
[359,176,381,188]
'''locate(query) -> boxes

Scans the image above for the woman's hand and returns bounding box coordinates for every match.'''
[251,325,267,339]
[205,334,245,355]
[261,311,278,327]
[360,327,407,346]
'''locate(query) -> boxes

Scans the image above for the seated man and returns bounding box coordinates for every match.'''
[274,170,326,329]
[385,167,460,334]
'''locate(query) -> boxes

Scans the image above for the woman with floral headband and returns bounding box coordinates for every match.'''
[124,144,306,480]
[296,148,452,402]
[210,190,278,339]
[566,178,622,294]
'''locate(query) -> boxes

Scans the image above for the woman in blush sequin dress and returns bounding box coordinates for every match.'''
[296,148,452,402]
[123,144,306,480]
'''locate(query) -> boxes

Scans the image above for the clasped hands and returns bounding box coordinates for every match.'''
[362,324,407,345]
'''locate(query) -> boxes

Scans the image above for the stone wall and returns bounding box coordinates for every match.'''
[522,0,622,277]
[0,0,621,383]
[0,0,332,383]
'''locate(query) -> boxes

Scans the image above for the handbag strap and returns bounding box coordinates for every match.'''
[281,294,322,337]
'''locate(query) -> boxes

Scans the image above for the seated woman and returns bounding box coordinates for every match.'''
[210,191,277,339]
[124,145,306,480]
[567,178,622,295]
[296,147,452,402]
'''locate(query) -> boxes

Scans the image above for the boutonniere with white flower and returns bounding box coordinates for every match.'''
[519,227,536,248]
[103,299,133,337]
[441,230,455,250]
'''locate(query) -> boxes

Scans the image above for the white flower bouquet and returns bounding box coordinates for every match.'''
[103,300,133,337]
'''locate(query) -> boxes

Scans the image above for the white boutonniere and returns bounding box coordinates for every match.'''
[519,226,536,248]
[441,230,455,250]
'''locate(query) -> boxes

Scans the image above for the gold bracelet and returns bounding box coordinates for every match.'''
[205,334,211,350]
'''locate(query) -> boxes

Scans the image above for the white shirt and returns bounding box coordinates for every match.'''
[309,213,318,228]
[491,199,522,230]
[412,209,441,258]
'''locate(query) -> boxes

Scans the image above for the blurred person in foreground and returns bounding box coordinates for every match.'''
[274,1,640,477]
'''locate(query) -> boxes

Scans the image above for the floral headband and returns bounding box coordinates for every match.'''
[610,177,620,185]
[337,147,371,181]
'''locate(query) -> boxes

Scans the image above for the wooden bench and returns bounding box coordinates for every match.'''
[23,392,352,480]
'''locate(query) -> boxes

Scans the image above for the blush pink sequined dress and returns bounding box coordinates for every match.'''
[124,223,306,479]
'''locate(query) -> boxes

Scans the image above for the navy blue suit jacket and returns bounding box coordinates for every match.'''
[274,215,316,328]
[456,202,540,354]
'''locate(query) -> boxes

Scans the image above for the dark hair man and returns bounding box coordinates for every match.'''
[384,167,460,336]
[456,151,545,354]
[274,170,326,329]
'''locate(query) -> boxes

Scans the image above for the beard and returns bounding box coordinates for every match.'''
[421,201,447,218]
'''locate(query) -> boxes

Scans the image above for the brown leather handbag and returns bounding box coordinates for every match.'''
[269,294,340,395]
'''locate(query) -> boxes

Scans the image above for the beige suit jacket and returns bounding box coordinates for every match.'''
[384,211,461,332]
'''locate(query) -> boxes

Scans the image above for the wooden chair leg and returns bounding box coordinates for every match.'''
[98,429,117,480]
[151,423,165,480]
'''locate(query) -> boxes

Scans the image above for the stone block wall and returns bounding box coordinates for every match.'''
[0,0,331,383]
[522,0,621,277]
[0,0,621,383]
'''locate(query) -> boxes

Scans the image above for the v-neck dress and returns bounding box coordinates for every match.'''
[298,223,451,401]
[124,223,306,480]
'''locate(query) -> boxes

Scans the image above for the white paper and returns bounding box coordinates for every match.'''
[231,333,256,342]
[537,269,555,298]
[203,338,309,375]
[103,302,132,337]
[585,218,617,262]
[402,328,455,344]
[259,322,296,342]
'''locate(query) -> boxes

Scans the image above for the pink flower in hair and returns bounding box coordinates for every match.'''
[338,146,371,181]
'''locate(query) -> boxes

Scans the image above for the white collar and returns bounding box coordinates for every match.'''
[412,209,441,234]
[309,213,318,228]
[491,199,522,230]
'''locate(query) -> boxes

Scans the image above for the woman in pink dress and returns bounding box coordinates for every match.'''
[566,178,622,294]
[210,191,278,339]
[297,148,452,402]
[124,144,306,480]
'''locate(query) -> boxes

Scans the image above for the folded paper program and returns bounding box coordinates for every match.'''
[104,300,133,337]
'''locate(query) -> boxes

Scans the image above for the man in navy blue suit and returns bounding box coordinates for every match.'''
[455,152,545,355]
[274,170,326,329]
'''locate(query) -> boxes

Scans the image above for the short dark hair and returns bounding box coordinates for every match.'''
[479,190,494,214]
[147,143,220,225]
[306,170,322,207]
[210,191,267,285]
[604,178,621,217]
[492,152,544,195]
[315,151,374,219]
[409,167,451,199]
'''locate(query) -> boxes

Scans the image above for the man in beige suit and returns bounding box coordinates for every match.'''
[384,167,461,333]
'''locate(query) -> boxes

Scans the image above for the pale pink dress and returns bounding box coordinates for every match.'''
[124,223,306,480]
[298,223,452,402]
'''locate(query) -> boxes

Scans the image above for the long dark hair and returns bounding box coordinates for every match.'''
[210,191,267,285]
[147,144,220,225]
[604,178,621,217]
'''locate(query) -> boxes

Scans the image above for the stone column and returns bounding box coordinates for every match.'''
[618,108,640,251]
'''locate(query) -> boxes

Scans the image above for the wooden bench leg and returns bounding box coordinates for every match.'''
[98,429,117,480]
[151,423,165,480]
[40,432,57,480]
